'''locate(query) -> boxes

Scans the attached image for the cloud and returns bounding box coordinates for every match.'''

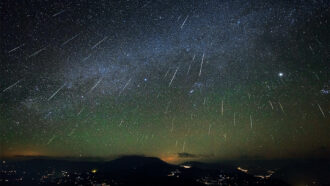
[177,153,214,159]
[177,152,198,158]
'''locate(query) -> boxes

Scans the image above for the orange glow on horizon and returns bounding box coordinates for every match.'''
[160,155,180,164]
[4,149,45,157]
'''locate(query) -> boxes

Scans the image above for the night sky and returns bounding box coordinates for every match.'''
[1,0,329,163]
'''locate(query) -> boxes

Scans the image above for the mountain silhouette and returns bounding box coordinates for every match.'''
[1,155,290,186]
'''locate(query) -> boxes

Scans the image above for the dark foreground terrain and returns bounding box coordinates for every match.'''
[1,156,330,185]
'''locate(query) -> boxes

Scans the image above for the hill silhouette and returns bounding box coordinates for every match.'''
[1,155,290,185]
